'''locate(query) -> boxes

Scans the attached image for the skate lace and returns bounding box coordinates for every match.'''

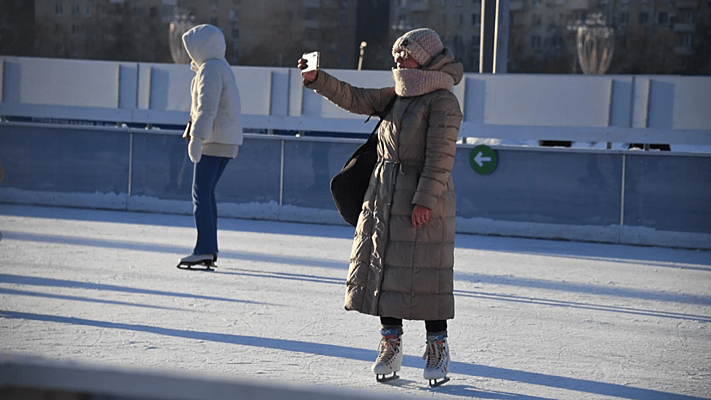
[422,338,445,368]
[376,336,400,364]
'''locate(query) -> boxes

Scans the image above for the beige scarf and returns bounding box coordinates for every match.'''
[392,68,454,97]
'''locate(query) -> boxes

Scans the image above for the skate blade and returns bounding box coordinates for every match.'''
[375,372,399,383]
[428,376,450,388]
[176,261,216,271]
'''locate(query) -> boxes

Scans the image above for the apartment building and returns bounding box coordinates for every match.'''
[5,0,709,74]
[508,0,710,73]
[389,0,710,74]
[389,0,484,71]
[178,0,357,68]
[26,0,358,68]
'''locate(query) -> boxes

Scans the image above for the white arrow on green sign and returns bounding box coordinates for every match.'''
[469,145,497,175]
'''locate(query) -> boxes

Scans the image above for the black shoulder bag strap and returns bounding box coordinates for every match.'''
[329,94,398,227]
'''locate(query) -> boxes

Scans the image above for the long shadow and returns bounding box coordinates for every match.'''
[455,289,711,323]
[0,204,356,240]
[0,311,705,400]
[0,274,269,305]
[5,228,710,308]
[3,204,710,269]
[455,271,711,307]
[5,230,710,308]
[0,288,187,311]
[455,234,711,271]
[215,267,345,286]
[3,231,350,271]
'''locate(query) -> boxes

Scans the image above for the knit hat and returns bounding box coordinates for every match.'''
[392,28,444,67]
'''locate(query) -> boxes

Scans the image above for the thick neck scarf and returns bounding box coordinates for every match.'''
[392,68,454,97]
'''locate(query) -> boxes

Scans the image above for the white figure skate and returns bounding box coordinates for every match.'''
[423,333,450,387]
[372,332,402,382]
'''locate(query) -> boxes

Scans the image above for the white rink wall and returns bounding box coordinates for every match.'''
[1,56,710,146]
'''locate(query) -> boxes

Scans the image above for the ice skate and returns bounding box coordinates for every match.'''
[177,254,217,270]
[372,328,402,383]
[422,333,450,387]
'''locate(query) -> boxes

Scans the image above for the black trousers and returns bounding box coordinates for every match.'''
[380,317,447,333]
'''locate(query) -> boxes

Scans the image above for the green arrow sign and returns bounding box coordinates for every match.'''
[469,145,497,175]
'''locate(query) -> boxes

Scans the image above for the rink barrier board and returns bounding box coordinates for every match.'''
[0,123,709,250]
[1,56,710,145]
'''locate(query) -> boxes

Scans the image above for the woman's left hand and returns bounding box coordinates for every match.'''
[412,204,430,228]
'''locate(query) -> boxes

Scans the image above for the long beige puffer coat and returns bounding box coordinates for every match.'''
[306,60,463,321]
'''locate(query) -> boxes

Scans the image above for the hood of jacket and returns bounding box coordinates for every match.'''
[424,48,464,86]
[182,24,226,67]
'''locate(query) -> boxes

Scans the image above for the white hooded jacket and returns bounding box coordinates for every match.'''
[182,24,243,161]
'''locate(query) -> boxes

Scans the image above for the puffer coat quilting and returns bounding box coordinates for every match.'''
[308,71,462,321]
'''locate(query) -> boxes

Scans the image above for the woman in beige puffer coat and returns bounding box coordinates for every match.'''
[299,28,463,386]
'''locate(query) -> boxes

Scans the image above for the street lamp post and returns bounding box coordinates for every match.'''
[169,11,195,64]
[358,41,367,70]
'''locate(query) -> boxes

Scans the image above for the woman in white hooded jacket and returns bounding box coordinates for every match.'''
[179,24,243,267]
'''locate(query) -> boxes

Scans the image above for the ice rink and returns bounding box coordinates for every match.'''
[1,204,709,399]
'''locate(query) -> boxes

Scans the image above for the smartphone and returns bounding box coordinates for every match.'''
[302,51,320,72]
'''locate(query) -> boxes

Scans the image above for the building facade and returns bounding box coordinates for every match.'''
[387,0,710,74]
[25,0,358,68]
[3,0,709,74]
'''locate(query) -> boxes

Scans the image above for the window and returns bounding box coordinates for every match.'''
[72,4,80,16]
[639,12,649,24]
[85,5,91,16]
[210,17,217,25]
[303,8,316,20]
[658,12,668,25]
[532,13,541,26]
[457,14,463,25]
[55,4,63,17]
[231,28,239,41]
[619,12,629,26]
[472,13,480,26]
[531,35,541,48]
[681,9,695,23]
[230,9,239,21]
[680,33,692,47]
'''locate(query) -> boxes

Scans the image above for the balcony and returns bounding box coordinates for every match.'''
[568,0,590,10]
[406,0,429,12]
[673,22,695,32]
[674,46,694,56]
[675,1,698,7]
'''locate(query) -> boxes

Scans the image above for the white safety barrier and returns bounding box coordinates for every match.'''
[1,56,710,145]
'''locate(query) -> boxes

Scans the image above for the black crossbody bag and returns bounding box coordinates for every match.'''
[330,95,398,227]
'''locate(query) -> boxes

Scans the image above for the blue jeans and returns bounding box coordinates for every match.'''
[192,155,231,255]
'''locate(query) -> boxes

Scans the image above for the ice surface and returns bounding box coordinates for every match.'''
[1,204,710,399]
